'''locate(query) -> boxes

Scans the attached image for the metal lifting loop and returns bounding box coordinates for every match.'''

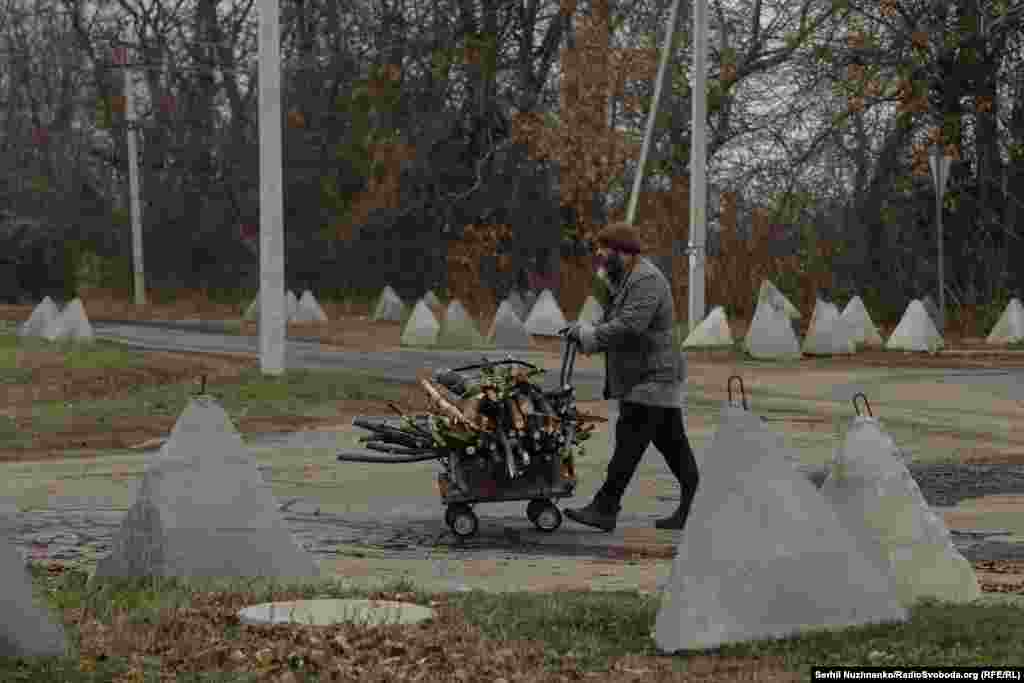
[852,392,873,417]
[727,375,748,410]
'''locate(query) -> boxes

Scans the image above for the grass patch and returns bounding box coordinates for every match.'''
[0,330,415,450]
[9,566,1024,681]
[0,334,148,372]
[23,366,409,430]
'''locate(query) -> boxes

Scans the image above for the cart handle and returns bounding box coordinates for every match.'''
[559,333,577,389]
[449,358,542,373]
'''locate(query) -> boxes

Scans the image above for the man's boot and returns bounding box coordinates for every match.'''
[654,503,689,530]
[565,496,620,532]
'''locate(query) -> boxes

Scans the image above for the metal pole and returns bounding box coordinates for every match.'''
[688,0,708,333]
[936,178,945,332]
[626,0,683,225]
[259,0,286,375]
[124,56,145,305]
[929,147,950,332]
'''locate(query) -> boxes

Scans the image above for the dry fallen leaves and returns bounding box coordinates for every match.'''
[58,583,816,681]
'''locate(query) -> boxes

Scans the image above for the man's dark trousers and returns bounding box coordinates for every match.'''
[593,401,700,523]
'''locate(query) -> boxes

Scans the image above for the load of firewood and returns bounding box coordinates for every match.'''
[354,360,604,480]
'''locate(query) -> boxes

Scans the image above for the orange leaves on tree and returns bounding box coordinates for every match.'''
[333,141,415,242]
[512,1,654,244]
[447,223,512,323]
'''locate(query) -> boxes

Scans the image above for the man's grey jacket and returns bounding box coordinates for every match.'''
[578,257,686,408]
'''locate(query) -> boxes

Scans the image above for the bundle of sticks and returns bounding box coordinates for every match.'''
[354,364,605,480]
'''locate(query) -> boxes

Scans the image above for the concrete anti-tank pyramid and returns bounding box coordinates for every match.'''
[743,299,801,360]
[93,397,319,580]
[400,299,441,347]
[757,280,801,320]
[885,300,944,352]
[285,290,299,321]
[41,298,94,343]
[39,301,68,342]
[576,295,604,324]
[820,413,980,605]
[505,291,527,321]
[372,285,406,322]
[487,300,531,349]
[18,296,59,338]
[523,289,568,336]
[0,535,68,657]
[521,290,538,319]
[986,298,1024,345]
[423,290,442,309]
[802,299,856,356]
[292,290,329,323]
[438,299,488,348]
[840,296,884,348]
[683,306,733,348]
[654,400,907,653]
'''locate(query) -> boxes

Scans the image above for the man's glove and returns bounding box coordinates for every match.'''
[561,323,585,350]
[558,323,583,345]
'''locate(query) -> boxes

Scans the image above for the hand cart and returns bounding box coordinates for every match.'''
[336,333,601,539]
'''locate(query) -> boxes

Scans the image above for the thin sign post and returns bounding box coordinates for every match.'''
[626,0,683,226]
[929,148,952,332]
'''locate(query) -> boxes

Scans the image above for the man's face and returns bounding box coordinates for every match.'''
[595,245,629,286]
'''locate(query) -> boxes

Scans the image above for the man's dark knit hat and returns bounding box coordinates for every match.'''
[595,222,646,254]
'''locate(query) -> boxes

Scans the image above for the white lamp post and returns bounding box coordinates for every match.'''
[929,146,953,332]
[258,0,285,375]
[115,44,146,306]
[624,0,705,335]
[687,0,708,334]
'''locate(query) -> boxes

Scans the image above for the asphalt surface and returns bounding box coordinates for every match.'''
[91,320,608,400]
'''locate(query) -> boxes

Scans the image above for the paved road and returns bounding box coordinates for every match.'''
[92,321,608,400]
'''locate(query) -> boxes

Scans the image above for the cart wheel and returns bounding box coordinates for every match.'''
[447,503,479,538]
[526,498,547,522]
[532,501,562,533]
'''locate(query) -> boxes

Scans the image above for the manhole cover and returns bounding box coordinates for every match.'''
[238,599,435,627]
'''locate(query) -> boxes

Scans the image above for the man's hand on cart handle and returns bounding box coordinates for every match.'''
[558,324,583,345]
